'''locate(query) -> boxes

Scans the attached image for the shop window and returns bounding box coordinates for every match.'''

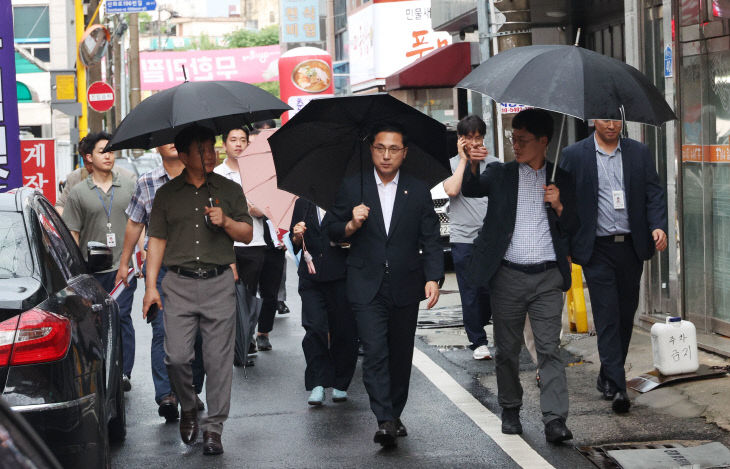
[13,6,50,43]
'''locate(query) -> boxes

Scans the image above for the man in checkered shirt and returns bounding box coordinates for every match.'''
[115,143,206,422]
[461,109,578,445]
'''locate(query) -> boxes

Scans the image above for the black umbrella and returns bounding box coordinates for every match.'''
[105,80,291,151]
[268,94,451,210]
[457,44,677,125]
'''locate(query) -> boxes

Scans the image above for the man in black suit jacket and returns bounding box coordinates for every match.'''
[560,119,667,414]
[323,123,443,448]
[290,198,358,406]
[462,109,577,444]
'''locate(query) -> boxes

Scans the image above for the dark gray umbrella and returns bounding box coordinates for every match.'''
[105,80,291,151]
[457,44,677,125]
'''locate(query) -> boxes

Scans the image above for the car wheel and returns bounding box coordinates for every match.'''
[97,373,111,469]
[108,335,126,443]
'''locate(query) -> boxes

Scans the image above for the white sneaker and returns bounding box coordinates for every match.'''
[472,345,492,360]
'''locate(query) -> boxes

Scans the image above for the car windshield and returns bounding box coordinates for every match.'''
[0,213,33,279]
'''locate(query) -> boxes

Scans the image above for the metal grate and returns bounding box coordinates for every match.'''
[577,440,712,469]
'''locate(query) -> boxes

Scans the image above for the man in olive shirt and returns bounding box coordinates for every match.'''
[143,126,252,456]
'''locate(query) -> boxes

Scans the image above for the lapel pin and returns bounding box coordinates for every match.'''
[404,190,408,195]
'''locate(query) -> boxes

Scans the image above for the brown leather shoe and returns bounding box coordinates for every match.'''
[203,431,223,455]
[179,410,199,445]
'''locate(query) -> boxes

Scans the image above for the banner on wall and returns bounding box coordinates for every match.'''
[278,47,334,124]
[20,139,57,204]
[348,0,451,90]
[139,45,281,91]
[0,3,22,191]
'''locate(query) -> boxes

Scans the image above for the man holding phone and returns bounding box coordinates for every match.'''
[442,115,499,360]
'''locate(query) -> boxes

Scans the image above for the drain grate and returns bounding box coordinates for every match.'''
[577,440,712,468]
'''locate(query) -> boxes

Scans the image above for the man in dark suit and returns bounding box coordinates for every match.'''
[290,198,358,406]
[560,119,667,414]
[323,123,443,448]
[462,109,577,444]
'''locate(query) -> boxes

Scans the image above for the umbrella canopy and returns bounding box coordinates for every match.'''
[268,93,451,210]
[236,129,298,232]
[457,45,677,126]
[106,80,291,151]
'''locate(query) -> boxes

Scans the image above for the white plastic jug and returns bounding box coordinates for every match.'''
[650,317,699,376]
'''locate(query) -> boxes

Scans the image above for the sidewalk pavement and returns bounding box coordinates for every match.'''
[418,273,730,436]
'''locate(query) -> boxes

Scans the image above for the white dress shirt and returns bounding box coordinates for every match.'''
[213,160,266,247]
[374,167,399,235]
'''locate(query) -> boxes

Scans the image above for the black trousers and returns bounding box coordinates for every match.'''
[582,236,643,393]
[234,246,267,296]
[257,248,286,334]
[300,277,358,391]
[352,274,419,423]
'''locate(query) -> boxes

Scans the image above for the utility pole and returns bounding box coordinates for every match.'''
[74,0,88,139]
[113,16,122,128]
[87,0,103,133]
[128,13,141,111]
[325,0,335,57]
[476,0,495,159]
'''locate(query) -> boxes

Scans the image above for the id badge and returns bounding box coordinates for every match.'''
[106,232,117,247]
[612,190,626,210]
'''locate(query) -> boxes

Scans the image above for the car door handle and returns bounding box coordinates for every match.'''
[92,304,103,312]
[104,298,114,305]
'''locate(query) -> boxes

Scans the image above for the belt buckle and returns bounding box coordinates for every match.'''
[614,235,625,243]
[196,268,208,279]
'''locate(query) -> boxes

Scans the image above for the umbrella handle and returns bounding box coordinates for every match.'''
[545,114,567,210]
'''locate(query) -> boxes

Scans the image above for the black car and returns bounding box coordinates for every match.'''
[0,188,125,468]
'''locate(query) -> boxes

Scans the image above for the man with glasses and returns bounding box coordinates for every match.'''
[443,115,499,360]
[560,119,667,414]
[323,122,443,448]
[462,109,577,444]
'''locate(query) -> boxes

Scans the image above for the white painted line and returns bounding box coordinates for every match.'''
[412,347,556,469]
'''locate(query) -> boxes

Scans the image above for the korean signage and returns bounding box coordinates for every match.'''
[21,139,56,204]
[0,4,22,192]
[499,103,531,114]
[681,144,730,163]
[139,45,281,91]
[278,47,334,124]
[348,0,451,89]
[280,0,319,43]
[106,0,157,14]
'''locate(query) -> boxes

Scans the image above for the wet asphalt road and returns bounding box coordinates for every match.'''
[109,258,729,468]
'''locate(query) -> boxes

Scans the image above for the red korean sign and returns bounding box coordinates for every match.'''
[20,139,56,204]
[278,47,334,124]
[87,81,115,113]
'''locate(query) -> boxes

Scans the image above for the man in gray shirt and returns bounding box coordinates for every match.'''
[443,115,499,360]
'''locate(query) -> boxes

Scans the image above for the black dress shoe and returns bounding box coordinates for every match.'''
[373,421,397,447]
[612,391,631,414]
[395,419,407,437]
[276,301,290,315]
[179,410,199,445]
[596,375,617,400]
[203,431,224,455]
[544,418,573,444]
[501,407,522,435]
[158,394,179,422]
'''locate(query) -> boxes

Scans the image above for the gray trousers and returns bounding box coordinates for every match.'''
[162,270,236,434]
[490,265,569,424]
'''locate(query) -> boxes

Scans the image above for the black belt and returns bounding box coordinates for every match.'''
[169,265,230,279]
[597,233,631,243]
[501,259,557,274]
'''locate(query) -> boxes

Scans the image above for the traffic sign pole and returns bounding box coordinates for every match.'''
[75,0,88,139]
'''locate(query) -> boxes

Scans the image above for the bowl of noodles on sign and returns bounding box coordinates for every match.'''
[291,59,332,93]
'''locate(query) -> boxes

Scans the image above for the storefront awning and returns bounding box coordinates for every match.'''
[384,42,472,91]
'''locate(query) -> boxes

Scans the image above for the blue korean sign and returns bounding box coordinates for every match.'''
[280,0,320,43]
[106,0,157,14]
[0,3,22,191]
[664,45,673,78]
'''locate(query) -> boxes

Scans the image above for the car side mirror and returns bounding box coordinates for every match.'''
[87,241,113,273]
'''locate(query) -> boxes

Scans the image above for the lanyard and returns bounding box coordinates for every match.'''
[95,185,115,231]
